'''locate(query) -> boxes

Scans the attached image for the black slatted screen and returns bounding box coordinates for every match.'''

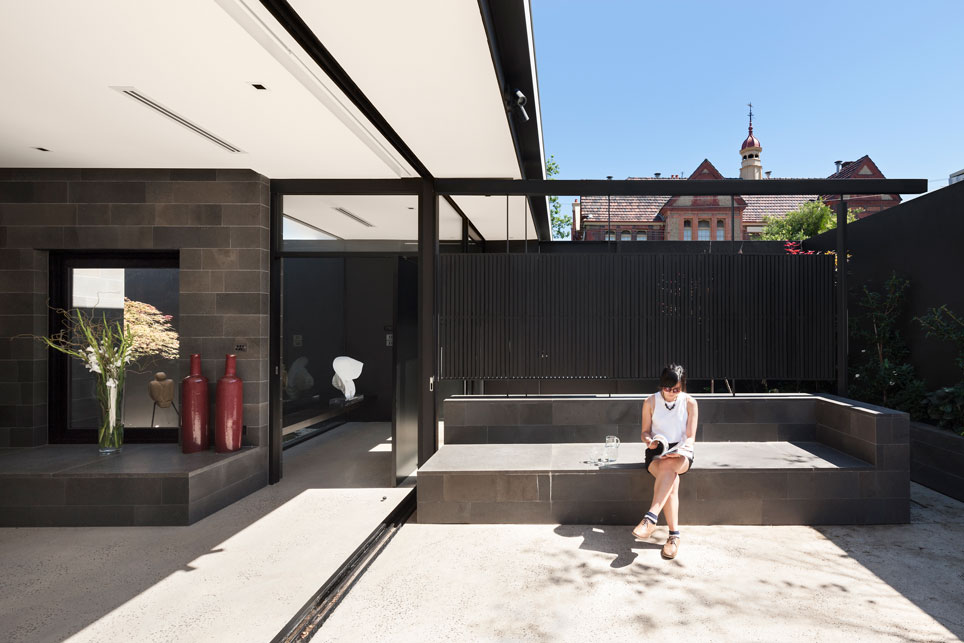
[439,253,835,380]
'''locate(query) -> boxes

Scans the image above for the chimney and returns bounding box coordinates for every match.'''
[834,160,842,173]
[765,171,771,179]
[654,172,661,178]
[572,199,581,233]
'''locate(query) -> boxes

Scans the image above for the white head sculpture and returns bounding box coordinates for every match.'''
[332,356,364,401]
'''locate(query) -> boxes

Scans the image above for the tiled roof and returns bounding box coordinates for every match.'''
[581,194,670,223]
[827,155,872,179]
[579,177,680,223]
[741,194,816,223]
[578,155,886,225]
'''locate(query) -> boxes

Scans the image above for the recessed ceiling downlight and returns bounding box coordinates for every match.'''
[111,86,244,153]
[332,207,374,227]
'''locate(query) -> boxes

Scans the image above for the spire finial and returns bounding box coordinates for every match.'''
[747,102,754,133]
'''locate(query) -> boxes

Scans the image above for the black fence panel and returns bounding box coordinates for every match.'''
[439,253,835,380]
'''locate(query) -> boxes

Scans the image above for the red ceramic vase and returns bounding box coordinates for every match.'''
[215,354,243,453]
[181,354,209,453]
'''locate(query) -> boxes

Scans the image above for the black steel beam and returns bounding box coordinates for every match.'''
[436,178,928,197]
[836,197,848,397]
[270,178,423,195]
[417,179,439,465]
[268,188,284,484]
[258,0,431,179]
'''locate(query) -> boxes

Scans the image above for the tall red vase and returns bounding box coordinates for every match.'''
[181,354,209,453]
[216,354,243,453]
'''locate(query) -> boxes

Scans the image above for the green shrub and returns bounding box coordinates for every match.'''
[924,385,964,436]
[849,273,927,419]
[916,305,964,433]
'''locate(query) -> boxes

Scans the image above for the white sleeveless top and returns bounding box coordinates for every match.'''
[651,391,689,444]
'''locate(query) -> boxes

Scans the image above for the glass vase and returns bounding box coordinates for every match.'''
[97,378,124,455]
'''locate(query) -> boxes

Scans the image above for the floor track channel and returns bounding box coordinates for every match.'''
[272,487,417,642]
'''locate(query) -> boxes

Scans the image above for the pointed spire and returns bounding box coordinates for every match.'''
[740,102,761,151]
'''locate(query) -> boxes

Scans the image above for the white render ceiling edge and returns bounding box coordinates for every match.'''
[0,1,540,238]
[288,0,523,181]
[0,1,412,178]
[216,0,414,177]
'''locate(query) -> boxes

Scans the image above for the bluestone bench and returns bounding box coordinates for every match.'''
[417,394,909,525]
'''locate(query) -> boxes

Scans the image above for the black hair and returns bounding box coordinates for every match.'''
[658,364,686,392]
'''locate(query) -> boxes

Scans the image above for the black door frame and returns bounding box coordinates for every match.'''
[268,180,444,484]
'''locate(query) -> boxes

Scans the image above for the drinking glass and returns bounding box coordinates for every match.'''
[604,435,620,462]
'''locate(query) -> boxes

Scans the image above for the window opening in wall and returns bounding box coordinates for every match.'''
[49,252,180,444]
[620,231,631,241]
[716,220,725,240]
[683,220,692,241]
[698,220,710,241]
[604,230,615,241]
[638,230,647,241]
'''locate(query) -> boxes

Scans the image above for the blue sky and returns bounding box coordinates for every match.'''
[530,1,963,197]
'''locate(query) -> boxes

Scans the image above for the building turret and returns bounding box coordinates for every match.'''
[740,103,762,180]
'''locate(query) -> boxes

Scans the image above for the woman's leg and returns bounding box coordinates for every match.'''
[648,458,679,516]
[635,457,688,538]
[664,476,680,532]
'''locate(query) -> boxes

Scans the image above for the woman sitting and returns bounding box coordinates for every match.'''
[632,364,697,559]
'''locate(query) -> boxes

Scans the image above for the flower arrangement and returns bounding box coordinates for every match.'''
[38,298,179,453]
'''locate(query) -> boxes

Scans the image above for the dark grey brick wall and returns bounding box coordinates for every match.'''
[0,168,270,449]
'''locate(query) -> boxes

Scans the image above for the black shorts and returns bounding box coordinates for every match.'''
[645,441,694,475]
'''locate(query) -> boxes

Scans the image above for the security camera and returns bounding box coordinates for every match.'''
[509,89,529,122]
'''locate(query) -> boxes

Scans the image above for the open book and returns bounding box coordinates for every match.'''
[652,434,693,458]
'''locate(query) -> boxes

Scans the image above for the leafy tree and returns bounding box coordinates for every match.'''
[760,199,857,241]
[547,155,571,240]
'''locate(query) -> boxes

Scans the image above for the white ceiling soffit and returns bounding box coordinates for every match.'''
[0,1,414,178]
[283,195,463,241]
[456,195,535,240]
[289,0,522,180]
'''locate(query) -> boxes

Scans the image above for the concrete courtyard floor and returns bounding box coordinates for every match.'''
[321,483,964,643]
[0,422,408,643]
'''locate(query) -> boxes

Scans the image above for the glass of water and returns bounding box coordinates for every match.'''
[604,435,620,462]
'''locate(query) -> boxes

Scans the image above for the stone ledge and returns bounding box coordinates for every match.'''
[0,444,266,526]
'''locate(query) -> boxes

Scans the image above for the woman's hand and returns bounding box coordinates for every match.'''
[642,435,658,449]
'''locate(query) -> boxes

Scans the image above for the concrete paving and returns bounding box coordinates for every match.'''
[0,422,406,643]
[321,483,964,642]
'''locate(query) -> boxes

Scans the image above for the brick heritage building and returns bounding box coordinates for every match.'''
[572,118,900,241]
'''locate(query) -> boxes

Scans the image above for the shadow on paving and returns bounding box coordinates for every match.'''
[816,483,964,640]
[0,421,395,643]
[538,485,964,641]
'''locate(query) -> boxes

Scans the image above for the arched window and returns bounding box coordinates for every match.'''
[683,220,692,241]
[716,220,725,240]
[621,231,632,241]
[637,230,647,241]
[604,230,615,241]
[698,220,710,241]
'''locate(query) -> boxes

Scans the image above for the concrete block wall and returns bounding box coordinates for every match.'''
[0,168,270,449]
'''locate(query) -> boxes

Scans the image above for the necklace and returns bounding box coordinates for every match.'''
[662,392,677,411]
